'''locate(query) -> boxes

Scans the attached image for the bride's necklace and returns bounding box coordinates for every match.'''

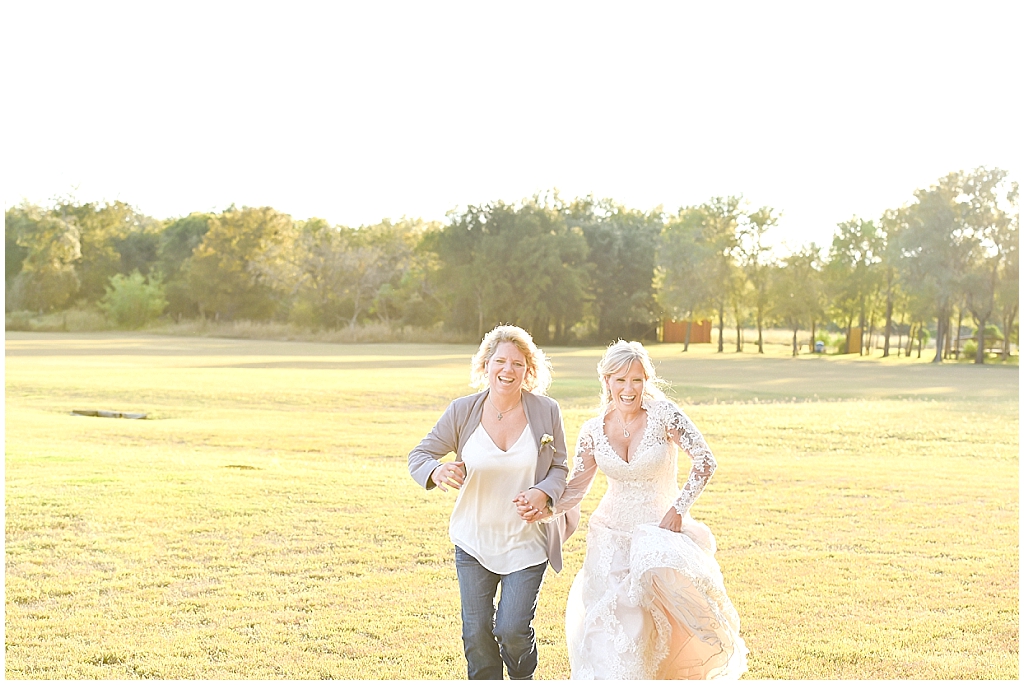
[488,394,522,421]
[614,410,642,438]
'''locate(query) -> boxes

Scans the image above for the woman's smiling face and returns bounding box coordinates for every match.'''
[605,359,646,414]
[487,341,527,398]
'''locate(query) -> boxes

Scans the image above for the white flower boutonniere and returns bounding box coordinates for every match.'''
[540,433,554,448]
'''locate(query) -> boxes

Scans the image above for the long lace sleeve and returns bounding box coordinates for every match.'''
[551,425,599,517]
[664,404,717,517]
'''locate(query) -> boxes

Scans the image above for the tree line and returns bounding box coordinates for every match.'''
[5,167,1017,364]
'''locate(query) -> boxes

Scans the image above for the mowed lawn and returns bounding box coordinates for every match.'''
[4,333,1018,679]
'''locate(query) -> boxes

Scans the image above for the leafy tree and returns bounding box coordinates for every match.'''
[5,203,81,312]
[877,208,908,357]
[695,197,742,352]
[183,206,292,321]
[5,206,31,292]
[995,208,1018,361]
[253,217,433,329]
[897,285,933,359]
[57,200,157,303]
[432,196,589,343]
[323,220,417,329]
[567,198,662,341]
[900,170,989,363]
[768,245,823,356]
[364,219,441,327]
[737,206,777,353]
[98,270,168,328]
[656,207,715,350]
[822,253,857,353]
[727,261,749,352]
[961,170,1017,363]
[829,217,883,355]
[158,213,213,318]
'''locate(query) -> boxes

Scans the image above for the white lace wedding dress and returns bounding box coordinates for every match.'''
[555,399,748,679]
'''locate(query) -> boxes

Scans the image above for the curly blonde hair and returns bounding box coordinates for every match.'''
[470,325,553,396]
[597,340,668,411]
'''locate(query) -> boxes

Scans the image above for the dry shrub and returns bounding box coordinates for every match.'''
[5,308,110,332]
[148,318,473,344]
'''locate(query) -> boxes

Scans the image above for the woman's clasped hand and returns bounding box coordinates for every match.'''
[512,488,550,523]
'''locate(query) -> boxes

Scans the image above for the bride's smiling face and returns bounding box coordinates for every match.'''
[605,359,646,414]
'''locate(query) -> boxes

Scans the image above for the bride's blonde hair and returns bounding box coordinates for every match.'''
[597,340,668,411]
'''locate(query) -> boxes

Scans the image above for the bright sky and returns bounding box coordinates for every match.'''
[3,1,1021,254]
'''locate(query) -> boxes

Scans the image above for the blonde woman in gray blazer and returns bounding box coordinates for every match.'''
[409,325,578,680]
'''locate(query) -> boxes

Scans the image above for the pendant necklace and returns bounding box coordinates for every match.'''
[615,411,641,438]
[489,395,522,421]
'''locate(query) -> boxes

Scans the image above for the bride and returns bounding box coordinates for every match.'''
[521,341,748,679]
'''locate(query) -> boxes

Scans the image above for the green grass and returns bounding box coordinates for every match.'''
[5,333,1019,679]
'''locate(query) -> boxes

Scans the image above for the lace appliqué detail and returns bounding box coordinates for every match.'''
[571,428,596,479]
[647,401,717,518]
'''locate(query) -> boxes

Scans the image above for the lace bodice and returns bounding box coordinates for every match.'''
[557,399,716,524]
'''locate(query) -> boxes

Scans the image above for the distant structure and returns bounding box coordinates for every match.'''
[847,327,862,354]
[661,319,712,344]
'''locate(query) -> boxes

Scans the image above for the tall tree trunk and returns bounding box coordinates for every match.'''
[950,305,958,358]
[946,315,954,359]
[476,291,484,339]
[684,319,692,352]
[882,271,894,358]
[792,326,798,357]
[846,314,854,355]
[810,319,816,352]
[906,322,915,358]
[896,311,905,358]
[735,317,742,353]
[757,311,764,354]
[858,303,866,356]
[975,315,987,364]
[932,312,944,363]
[717,306,724,353]
[918,324,925,358]
[1003,305,1018,361]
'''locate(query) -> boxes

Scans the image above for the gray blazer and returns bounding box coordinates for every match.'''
[408,389,579,573]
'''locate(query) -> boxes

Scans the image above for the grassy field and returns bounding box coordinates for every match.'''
[4,333,1018,679]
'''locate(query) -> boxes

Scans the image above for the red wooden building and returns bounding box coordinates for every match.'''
[662,319,712,344]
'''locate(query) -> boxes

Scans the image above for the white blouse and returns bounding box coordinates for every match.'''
[449,423,548,574]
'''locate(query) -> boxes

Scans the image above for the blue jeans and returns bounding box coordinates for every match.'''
[454,546,547,680]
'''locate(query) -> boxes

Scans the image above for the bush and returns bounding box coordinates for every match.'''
[98,271,168,329]
[964,340,978,358]
[8,268,79,313]
[148,318,473,344]
[972,324,1003,343]
[5,311,34,331]
[64,307,110,331]
[4,307,111,332]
